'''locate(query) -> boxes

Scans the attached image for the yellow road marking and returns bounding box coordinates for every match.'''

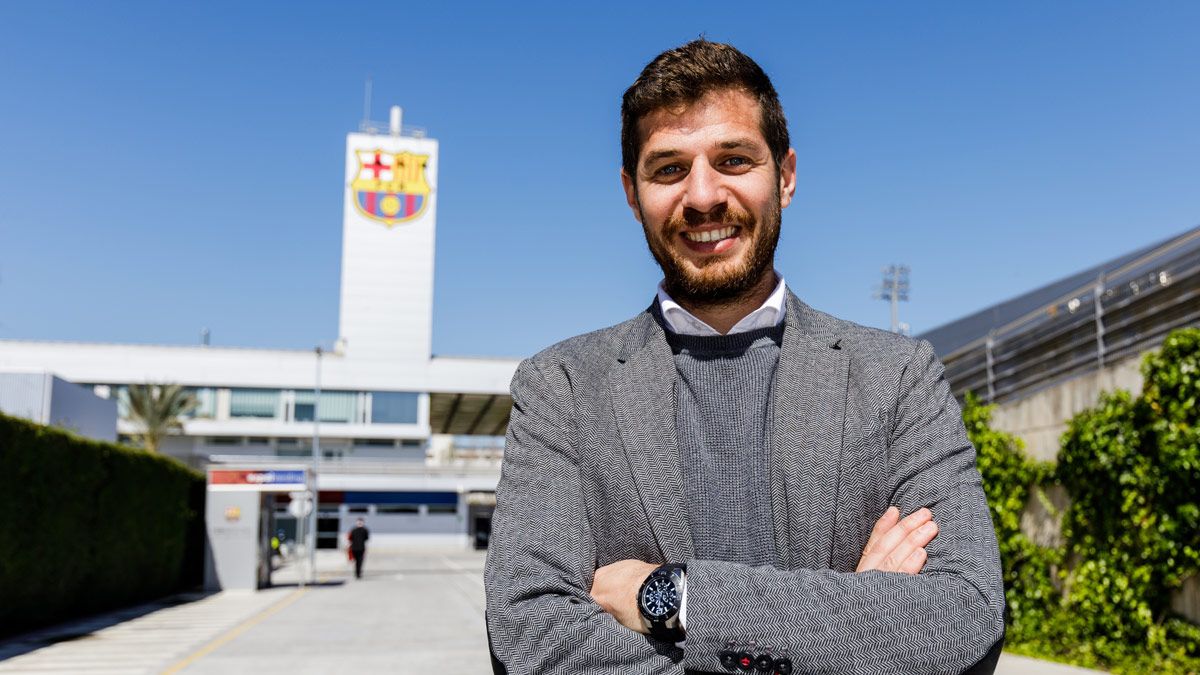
[160,587,309,674]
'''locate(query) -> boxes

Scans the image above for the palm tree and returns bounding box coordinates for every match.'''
[124,383,198,453]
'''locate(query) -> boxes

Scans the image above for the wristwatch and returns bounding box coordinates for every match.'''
[638,563,687,642]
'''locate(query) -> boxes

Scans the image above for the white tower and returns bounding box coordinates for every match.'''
[337,107,438,366]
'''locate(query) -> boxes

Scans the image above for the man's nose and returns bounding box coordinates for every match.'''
[680,161,727,214]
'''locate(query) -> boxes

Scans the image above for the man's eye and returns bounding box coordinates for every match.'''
[724,156,750,167]
[656,165,682,176]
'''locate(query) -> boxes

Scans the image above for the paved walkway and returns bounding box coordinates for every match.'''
[0,549,1104,674]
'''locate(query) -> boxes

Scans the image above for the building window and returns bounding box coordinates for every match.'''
[114,385,130,419]
[207,436,241,446]
[182,387,216,419]
[294,390,357,423]
[353,438,395,447]
[399,438,423,448]
[230,388,280,419]
[370,391,419,424]
[377,504,420,514]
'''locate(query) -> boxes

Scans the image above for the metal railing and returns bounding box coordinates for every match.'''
[941,229,1200,404]
[357,121,428,138]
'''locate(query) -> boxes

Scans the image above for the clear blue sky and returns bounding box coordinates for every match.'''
[1,2,1197,358]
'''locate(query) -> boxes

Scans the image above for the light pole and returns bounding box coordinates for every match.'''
[308,345,323,584]
[874,264,911,334]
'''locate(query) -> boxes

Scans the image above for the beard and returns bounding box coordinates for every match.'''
[640,194,781,306]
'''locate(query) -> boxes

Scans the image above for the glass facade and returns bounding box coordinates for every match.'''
[293,390,357,423]
[229,388,281,418]
[114,385,130,419]
[98,384,424,427]
[182,387,216,419]
[370,391,419,424]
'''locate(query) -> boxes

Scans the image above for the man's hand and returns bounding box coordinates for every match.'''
[856,506,938,574]
[591,559,657,634]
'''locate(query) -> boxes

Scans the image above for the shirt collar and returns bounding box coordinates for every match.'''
[656,275,787,337]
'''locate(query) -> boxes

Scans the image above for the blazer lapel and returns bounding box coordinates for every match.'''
[770,292,849,570]
[611,312,695,564]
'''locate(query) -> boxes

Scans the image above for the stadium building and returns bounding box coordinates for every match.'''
[919,224,1200,460]
[0,109,518,550]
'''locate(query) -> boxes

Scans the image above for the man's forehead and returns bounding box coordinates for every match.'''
[636,89,765,154]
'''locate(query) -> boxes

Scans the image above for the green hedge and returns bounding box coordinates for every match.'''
[0,412,204,636]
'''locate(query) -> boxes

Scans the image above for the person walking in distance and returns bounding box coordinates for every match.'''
[348,517,369,579]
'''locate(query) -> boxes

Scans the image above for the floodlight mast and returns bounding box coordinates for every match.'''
[874,264,911,334]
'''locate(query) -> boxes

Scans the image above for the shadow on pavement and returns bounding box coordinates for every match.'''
[0,591,214,662]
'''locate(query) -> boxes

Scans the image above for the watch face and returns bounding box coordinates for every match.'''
[640,575,679,619]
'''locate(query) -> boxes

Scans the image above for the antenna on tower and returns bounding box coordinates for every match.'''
[362,77,373,129]
[873,264,911,334]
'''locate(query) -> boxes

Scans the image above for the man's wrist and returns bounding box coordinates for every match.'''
[637,563,687,642]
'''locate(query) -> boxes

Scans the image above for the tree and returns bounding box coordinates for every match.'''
[124,383,198,453]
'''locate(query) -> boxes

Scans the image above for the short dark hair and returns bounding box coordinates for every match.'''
[620,40,790,180]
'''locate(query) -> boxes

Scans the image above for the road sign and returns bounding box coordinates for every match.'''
[288,492,314,518]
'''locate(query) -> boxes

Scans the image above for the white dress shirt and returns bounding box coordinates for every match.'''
[656,275,787,336]
[653,274,787,634]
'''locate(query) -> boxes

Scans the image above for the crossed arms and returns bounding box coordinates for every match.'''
[484,340,1005,674]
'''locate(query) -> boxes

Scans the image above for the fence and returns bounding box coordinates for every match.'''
[942,229,1200,404]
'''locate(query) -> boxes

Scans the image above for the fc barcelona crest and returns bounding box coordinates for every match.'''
[351,149,431,226]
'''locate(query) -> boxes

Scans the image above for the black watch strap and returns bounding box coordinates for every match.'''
[640,563,687,642]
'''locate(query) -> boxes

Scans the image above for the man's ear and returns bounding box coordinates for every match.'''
[778,148,798,210]
[620,169,642,224]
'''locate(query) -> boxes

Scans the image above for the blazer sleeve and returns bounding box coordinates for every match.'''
[682,339,1005,675]
[484,359,685,674]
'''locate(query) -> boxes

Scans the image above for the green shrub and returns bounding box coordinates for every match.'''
[1056,328,1200,665]
[965,393,1061,645]
[970,327,1200,673]
[0,413,204,636]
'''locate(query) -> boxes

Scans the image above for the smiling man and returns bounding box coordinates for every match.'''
[484,40,1005,675]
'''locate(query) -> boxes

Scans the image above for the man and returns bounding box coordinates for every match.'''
[484,40,1004,674]
[348,517,369,579]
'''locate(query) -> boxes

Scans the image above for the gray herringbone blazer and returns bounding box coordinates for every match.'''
[484,291,1004,674]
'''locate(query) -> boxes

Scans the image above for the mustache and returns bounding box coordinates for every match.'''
[665,204,756,233]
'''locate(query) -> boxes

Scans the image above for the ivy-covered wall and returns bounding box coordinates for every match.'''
[971,327,1200,673]
[0,412,204,637]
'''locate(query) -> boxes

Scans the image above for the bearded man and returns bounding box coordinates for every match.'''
[484,40,1005,675]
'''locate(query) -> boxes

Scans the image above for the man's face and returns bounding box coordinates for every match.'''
[622,88,797,304]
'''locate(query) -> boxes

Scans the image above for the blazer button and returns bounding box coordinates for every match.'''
[736,652,754,671]
[719,651,738,669]
[772,657,794,674]
[754,654,774,672]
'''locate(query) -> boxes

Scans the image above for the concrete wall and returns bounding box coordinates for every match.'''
[989,352,1146,462]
